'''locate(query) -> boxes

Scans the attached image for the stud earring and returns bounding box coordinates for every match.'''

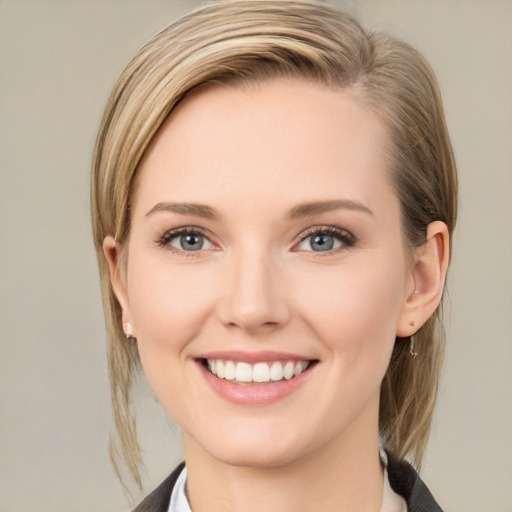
[123,323,134,340]
[410,320,418,327]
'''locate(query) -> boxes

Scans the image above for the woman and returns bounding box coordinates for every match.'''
[91,1,457,510]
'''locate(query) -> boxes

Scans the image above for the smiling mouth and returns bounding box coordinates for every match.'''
[199,358,317,384]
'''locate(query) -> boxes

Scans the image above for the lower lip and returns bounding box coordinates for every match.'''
[197,361,314,406]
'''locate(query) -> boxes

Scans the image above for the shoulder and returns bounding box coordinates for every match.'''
[386,452,444,512]
[132,462,185,512]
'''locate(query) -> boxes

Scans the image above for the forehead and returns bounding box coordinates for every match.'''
[135,78,394,216]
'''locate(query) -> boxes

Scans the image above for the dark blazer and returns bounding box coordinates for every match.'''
[133,453,443,512]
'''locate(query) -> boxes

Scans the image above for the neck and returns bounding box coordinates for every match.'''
[182,399,384,512]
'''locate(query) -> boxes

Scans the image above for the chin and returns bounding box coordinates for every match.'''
[211,443,303,469]
[189,423,316,470]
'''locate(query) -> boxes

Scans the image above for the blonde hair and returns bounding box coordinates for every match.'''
[91,0,457,487]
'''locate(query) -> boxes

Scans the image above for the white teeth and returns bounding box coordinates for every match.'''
[207,359,311,383]
[253,362,270,383]
[235,362,252,382]
[224,360,236,380]
[294,361,308,376]
[270,361,283,381]
[216,360,225,378]
[283,361,294,380]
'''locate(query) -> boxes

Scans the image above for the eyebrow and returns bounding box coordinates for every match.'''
[145,202,219,219]
[145,199,372,220]
[287,200,373,219]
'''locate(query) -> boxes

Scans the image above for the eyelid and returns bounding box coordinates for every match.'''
[293,225,357,252]
[156,225,219,254]
[155,224,356,254]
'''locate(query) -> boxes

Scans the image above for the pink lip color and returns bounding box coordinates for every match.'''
[196,358,315,406]
[197,350,310,363]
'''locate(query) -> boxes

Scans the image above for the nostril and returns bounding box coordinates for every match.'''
[215,266,290,332]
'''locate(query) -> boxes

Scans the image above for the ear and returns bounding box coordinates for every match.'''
[103,236,136,337]
[396,221,450,337]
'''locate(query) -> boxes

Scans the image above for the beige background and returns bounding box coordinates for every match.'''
[1,1,511,511]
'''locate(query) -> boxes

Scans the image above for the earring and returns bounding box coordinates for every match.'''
[409,320,418,358]
[123,322,134,340]
[409,335,418,358]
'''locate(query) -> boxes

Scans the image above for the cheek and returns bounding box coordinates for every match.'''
[126,256,217,359]
[293,259,406,355]
[125,260,220,419]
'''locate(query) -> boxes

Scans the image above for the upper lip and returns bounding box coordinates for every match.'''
[196,350,316,363]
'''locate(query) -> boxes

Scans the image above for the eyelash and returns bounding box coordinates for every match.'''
[155,225,357,255]
[295,225,357,253]
[156,226,215,255]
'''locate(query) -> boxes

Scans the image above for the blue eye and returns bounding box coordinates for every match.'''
[309,234,337,251]
[296,227,354,252]
[173,233,205,251]
[159,229,214,252]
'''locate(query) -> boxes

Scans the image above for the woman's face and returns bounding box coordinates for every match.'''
[114,79,417,467]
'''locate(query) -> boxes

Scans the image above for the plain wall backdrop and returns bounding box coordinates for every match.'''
[1,1,511,511]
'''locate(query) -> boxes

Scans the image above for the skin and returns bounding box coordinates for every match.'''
[104,78,449,511]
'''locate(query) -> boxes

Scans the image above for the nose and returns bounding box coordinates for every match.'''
[216,247,290,334]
